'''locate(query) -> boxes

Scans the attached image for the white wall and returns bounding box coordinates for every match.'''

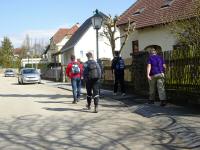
[120,25,177,59]
[57,36,69,63]
[62,49,74,65]
[120,30,139,59]
[21,58,48,67]
[75,26,114,62]
[138,26,176,51]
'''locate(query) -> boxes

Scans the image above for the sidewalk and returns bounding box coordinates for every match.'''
[43,80,200,117]
[42,80,200,149]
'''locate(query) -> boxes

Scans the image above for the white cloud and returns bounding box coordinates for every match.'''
[23,29,56,39]
[0,22,75,48]
[2,29,57,48]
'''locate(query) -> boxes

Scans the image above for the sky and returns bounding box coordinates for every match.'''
[0,0,136,48]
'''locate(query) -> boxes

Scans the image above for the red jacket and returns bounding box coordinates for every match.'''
[66,61,83,79]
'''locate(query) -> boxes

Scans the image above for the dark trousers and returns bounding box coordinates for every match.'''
[71,78,81,101]
[86,79,100,107]
[114,72,125,93]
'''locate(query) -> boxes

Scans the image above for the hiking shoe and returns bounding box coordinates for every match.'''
[113,93,117,96]
[160,101,167,107]
[94,106,98,113]
[86,104,91,110]
[148,100,154,104]
[72,100,77,104]
[122,93,126,96]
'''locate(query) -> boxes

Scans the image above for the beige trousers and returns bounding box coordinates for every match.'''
[148,73,166,101]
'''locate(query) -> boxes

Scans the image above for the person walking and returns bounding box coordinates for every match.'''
[83,52,102,113]
[111,51,125,96]
[147,48,167,106]
[77,58,84,92]
[66,55,83,104]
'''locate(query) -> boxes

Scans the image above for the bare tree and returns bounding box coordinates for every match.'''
[20,34,31,59]
[102,15,135,56]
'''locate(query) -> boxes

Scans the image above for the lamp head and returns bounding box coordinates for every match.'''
[92,9,103,30]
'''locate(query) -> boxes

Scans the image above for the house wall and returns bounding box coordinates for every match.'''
[138,26,177,51]
[47,51,53,63]
[120,25,177,58]
[62,49,74,65]
[57,36,69,63]
[75,26,114,62]
[120,30,139,59]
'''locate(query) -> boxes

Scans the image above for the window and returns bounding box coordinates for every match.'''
[161,0,174,8]
[80,50,84,58]
[132,8,145,16]
[132,40,139,53]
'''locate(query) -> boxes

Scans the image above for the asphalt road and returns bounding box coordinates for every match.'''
[0,75,199,150]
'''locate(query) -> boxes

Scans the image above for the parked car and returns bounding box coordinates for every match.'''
[4,69,15,77]
[18,68,41,84]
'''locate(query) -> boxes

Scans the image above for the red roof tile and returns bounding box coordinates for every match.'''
[117,0,196,29]
[52,24,79,44]
[13,48,22,55]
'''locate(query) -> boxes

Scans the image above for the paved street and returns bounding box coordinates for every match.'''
[0,75,199,150]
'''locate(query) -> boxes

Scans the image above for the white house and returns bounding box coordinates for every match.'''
[61,12,120,65]
[117,0,195,58]
[45,24,79,64]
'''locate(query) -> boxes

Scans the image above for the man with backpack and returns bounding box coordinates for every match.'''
[83,52,102,113]
[66,55,83,104]
[111,51,125,96]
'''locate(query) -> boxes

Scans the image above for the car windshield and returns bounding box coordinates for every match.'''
[5,70,13,72]
[23,69,37,74]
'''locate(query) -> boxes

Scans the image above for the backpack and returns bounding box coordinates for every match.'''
[71,62,80,74]
[88,61,100,79]
[115,57,125,70]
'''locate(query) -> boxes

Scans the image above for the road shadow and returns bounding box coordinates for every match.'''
[42,107,89,113]
[0,112,199,150]
[132,104,200,118]
[0,114,144,150]
[35,101,69,104]
[0,94,73,99]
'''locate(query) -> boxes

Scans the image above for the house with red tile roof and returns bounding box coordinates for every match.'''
[117,0,196,58]
[13,48,23,58]
[47,24,79,64]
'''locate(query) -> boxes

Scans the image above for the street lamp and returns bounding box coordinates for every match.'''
[92,9,103,61]
[92,9,104,98]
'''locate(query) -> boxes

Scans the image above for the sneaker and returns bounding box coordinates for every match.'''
[94,106,98,113]
[122,93,126,96]
[113,93,117,96]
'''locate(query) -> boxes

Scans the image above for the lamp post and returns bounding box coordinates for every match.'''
[92,9,103,98]
[27,51,30,66]
[92,9,103,61]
